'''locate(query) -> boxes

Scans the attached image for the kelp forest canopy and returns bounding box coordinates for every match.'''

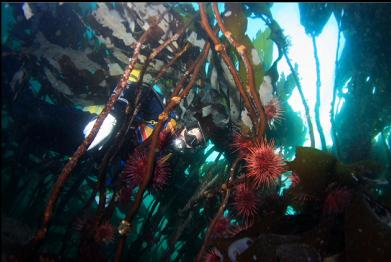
[1,3,391,262]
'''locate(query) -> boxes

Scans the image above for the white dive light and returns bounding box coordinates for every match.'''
[173,138,186,151]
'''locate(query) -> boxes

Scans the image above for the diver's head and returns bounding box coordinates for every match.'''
[171,120,206,153]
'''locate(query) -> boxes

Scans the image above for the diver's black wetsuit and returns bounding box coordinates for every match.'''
[7,82,165,156]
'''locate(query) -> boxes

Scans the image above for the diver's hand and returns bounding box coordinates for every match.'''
[83,113,117,151]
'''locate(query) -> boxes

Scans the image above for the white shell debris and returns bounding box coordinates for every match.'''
[228,237,254,262]
[22,3,33,20]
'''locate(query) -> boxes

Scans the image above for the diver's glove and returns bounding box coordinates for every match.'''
[83,81,150,151]
[83,113,117,151]
[82,83,133,151]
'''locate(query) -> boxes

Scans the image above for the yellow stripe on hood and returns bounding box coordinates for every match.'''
[83,68,142,115]
[83,105,105,115]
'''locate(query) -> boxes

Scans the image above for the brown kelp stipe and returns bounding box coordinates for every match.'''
[25,12,168,258]
[154,42,191,85]
[212,2,266,138]
[198,2,259,136]
[114,40,212,262]
[196,157,241,262]
[96,14,193,223]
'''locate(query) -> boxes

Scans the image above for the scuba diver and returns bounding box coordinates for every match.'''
[6,67,206,160]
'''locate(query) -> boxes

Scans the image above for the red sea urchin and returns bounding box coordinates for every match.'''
[94,221,115,244]
[123,149,171,191]
[123,148,147,188]
[264,97,283,126]
[233,183,259,222]
[204,248,223,262]
[232,132,254,156]
[210,216,232,239]
[323,187,353,215]
[244,140,285,189]
[152,155,171,191]
[290,172,300,188]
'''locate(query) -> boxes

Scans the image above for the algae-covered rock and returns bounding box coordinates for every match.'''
[345,193,391,261]
[288,147,337,198]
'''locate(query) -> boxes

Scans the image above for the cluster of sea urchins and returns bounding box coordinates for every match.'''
[231,98,286,222]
